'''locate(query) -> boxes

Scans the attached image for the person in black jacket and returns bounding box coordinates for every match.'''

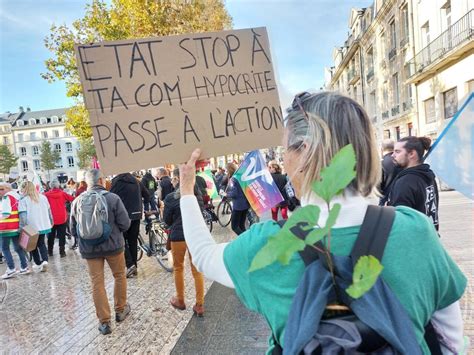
[157,168,174,201]
[110,173,150,277]
[268,161,289,221]
[379,139,402,206]
[388,136,439,230]
[141,171,159,222]
[163,168,205,316]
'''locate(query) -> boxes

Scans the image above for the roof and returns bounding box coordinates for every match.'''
[20,108,66,120]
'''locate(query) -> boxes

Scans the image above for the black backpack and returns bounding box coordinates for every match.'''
[272,205,441,354]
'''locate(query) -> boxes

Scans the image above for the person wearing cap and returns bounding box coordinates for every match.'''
[0,182,30,278]
[45,180,75,257]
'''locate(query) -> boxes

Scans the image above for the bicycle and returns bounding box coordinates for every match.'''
[137,215,173,272]
[216,192,259,229]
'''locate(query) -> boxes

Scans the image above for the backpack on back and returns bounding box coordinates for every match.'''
[273,206,440,355]
[75,190,111,245]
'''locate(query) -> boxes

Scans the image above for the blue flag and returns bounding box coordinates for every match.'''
[425,93,474,200]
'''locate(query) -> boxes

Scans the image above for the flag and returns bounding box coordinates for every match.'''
[92,157,101,169]
[197,168,218,199]
[425,92,474,200]
[233,150,284,216]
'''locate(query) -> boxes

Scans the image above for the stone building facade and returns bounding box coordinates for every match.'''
[326,0,473,145]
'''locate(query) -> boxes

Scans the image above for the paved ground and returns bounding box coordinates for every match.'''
[1,190,472,354]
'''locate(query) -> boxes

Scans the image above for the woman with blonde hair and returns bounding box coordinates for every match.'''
[19,181,53,272]
[177,92,466,353]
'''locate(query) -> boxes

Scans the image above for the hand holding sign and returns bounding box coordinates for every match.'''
[180,148,202,196]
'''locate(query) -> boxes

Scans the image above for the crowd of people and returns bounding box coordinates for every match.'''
[0,91,466,352]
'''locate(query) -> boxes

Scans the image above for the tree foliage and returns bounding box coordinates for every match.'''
[42,0,233,140]
[77,138,97,170]
[0,145,18,176]
[40,141,61,178]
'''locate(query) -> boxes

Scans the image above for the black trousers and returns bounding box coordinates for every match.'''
[32,234,49,265]
[48,223,67,252]
[124,219,140,268]
[231,209,248,236]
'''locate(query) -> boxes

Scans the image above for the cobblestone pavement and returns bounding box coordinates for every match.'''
[1,191,472,354]
[0,222,234,354]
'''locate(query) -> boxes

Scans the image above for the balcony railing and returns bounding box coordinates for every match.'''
[400,36,409,48]
[391,105,400,116]
[388,47,397,60]
[382,111,390,119]
[403,100,413,111]
[407,9,474,77]
[366,68,374,82]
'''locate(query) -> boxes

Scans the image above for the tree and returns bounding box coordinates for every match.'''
[77,138,97,170]
[0,145,18,180]
[42,0,232,140]
[40,141,60,181]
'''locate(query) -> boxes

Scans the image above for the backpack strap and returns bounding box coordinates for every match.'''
[350,205,395,267]
[277,220,322,266]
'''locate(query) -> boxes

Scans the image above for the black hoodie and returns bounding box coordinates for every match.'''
[388,163,439,230]
[111,173,150,221]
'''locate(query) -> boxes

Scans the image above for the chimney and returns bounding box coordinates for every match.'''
[26,107,31,112]
[19,106,24,112]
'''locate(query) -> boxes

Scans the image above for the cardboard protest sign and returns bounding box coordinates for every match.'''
[233,150,283,216]
[75,27,282,176]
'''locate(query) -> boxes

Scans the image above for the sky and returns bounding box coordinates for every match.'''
[0,0,373,114]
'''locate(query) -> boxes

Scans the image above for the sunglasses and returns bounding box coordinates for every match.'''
[291,91,312,121]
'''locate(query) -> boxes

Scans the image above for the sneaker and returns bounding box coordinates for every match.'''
[98,322,112,335]
[32,264,43,273]
[193,304,204,317]
[126,265,137,278]
[19,267,31,275]
[115,303,131,322]
[170,296,186,311]
[41,261,48,271]
[1,268,17,279]
[60,251,66,258]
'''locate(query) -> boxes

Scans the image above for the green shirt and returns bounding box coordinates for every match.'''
[223,206,466,354]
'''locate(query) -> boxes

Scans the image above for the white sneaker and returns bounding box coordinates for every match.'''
[19,267,31,275]
[41,261,48,271]
[1,268,18,279]
[32,264,43,273]
[41,260,49,266]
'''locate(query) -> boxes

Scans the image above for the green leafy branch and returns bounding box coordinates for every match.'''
[249,144,383,299]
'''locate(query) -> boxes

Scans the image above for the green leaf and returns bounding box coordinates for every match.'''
[346,255,384,299]
[312,144,357,203]
[248,205,320,272]
[305,203,341,245]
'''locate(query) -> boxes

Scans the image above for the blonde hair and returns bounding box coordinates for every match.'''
[285,91,380,198]
[21,181,40,203]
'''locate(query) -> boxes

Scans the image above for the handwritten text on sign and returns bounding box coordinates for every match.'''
[75,27,282,175]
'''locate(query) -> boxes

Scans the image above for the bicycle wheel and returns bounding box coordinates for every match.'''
[217,199,232,227]
[203,210,213,233]
[150,228,173,272]
[137,235,144,262]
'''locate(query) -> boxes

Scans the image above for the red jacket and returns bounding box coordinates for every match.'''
[45,188,75,225]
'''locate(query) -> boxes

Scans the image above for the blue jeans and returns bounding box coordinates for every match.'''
[31,234,48,266]
[1,236,28,270]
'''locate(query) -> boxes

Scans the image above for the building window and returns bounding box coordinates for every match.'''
[380,32,386,60]
[441,1,452,31]
[400,5,409,44]
[33,160,41,171]
[18,133,24,142]
[3,137,8,145]
[65,130,71,137]
[67,156,75,168]
[54,143,62,153]
[389,18,396,50]
[443,87,458,119]
[66,142,73,152]
[370,91,376,117]
[395,126,401,141]
[56,158,63,168]
[29,119,36,125]
[392,73,399,104]
[40,117,47,124]
[384,129,391,139]
[20,147,27,156]
[33,146,39,155]
[421,21,430,47]
[21,161,28,172]
[52,116,59,123]
[53,130,60,138]
[424,97,436,123]
[30,132,36,141]
[17,120,24,126]
[41,131,48,139]
[408,122,413,136]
